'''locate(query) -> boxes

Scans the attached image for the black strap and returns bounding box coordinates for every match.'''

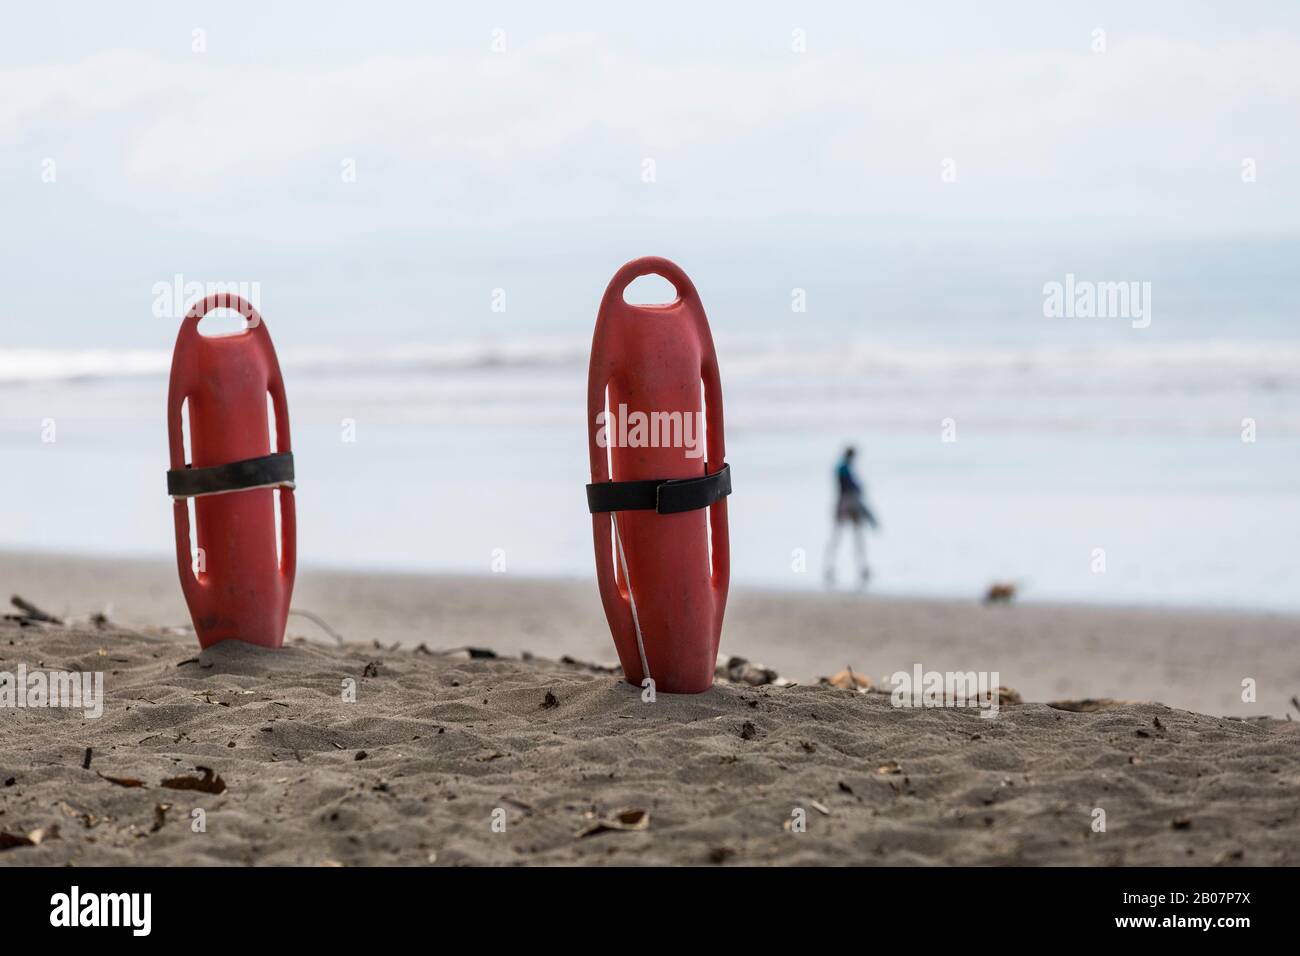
[587,463,730,515]
[168,452,295,499]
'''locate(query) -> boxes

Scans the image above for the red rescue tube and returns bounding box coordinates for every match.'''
[166,295,296,649]
[586,257,730,694]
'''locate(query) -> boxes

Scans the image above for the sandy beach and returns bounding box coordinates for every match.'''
[3,551,1297,717]
[2,551,1298,866]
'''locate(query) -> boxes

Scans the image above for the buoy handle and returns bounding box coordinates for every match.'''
[184,293,263,328]
[605,256,699,309]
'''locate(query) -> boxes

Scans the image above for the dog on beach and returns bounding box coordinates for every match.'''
[983,582,1017,605]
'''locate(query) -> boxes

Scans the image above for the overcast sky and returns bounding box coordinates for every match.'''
[3,1,1298,347]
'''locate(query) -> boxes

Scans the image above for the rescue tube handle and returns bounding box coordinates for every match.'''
[605,256,699,310]
[184,293,263,330]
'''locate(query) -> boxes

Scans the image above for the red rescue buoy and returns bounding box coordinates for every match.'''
[586,257,731,694]
[166,294,296,649]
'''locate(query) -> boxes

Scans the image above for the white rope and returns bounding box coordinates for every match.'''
[612,513,651,684]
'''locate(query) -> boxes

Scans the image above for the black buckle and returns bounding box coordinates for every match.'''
[586,463,730,515]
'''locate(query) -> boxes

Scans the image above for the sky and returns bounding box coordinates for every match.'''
[2,1,1299,347]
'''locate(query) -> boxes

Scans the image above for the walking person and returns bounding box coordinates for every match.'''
[824,446,878,588]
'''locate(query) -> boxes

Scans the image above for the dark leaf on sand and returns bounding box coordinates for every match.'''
[98,772,146,788]
[559,655,621,674]
[0,832,34,852]
[1171,816,1192,830]
[9,595,63,625]
[740,720,760,740]
[81,747,92,770]
[362,661,382,678]
[578,809,650,838]
[542,691,559,709]
[0,825,59,851]
[160,767,226,794]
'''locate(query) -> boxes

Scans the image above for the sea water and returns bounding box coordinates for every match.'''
[2,309,1297,611]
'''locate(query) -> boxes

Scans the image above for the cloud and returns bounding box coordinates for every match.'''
[2,31,1298,237]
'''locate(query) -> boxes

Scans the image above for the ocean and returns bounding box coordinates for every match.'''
[2,240,1297,614]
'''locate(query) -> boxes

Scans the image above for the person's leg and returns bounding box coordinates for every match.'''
[852,523,869,587]
[824,520,842,585]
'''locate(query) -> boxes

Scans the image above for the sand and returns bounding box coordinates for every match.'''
[3,550,1298,717]
[2,553,1298,866]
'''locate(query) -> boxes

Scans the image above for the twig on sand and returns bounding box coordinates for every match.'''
[287,608,345,646]
[8,595,63,625]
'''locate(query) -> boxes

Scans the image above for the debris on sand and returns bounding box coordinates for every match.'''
[6,595,63,626]
[983,582,1017,605]
[1047,698,1141,713]
[717,655,782,686]
[0,824,60,851]
[820,667,873,692]
[160,767,227,794]
[98,772,146,788]
[286,608,346,646]
[578,808,650,838]
[559,655,621,674]
[996,686,1024,706]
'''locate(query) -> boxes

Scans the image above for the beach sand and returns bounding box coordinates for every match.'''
[2,551,1298,866]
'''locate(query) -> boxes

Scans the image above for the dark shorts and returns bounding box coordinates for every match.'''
[836,496,867,524]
